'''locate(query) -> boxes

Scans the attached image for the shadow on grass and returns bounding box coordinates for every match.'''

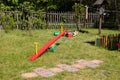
[79,30,89,33]
[85,41,95,46]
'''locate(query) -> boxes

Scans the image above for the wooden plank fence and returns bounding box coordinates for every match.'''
[43,11,99,29]
[0,11,100,29]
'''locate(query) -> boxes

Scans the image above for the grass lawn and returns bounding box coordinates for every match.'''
[0,28,120,80]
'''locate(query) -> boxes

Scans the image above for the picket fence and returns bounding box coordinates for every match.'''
[0,11,100,29]
[43,11,100,29]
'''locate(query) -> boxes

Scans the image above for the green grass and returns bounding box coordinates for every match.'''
[0,28,120,80]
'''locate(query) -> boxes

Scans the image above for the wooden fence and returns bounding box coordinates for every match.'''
[0,11,100,29]
[44,11,99,29]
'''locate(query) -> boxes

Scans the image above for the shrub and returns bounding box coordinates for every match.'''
[1,13,15,33]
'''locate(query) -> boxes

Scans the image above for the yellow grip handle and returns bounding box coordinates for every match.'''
[34,42,39,55]
[60,23,64,32]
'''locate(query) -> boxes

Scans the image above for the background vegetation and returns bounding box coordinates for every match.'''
[0,0,120,32]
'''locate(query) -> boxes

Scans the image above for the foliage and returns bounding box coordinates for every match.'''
[1,12,15,33]
[0,0,119,11]
[0,0,119,30]
[20,2,45,30]
[72,3,85,31]
[72,3,85,19]
[32,11,45,29]
[0,3,11,10]
[22,1,34,12]
[20,1,34,35]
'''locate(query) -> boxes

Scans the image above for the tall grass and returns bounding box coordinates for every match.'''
[0,29,120,80]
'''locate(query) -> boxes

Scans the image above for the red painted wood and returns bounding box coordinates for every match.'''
[29,30,67,61]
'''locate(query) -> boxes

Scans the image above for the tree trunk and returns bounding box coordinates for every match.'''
[84,19,87,28]
[118,24,120,30]
[0,25,2,37]
[114,0,119,29]
[28,16,32,36]
[76,18,81,31]
[98,15,102,35]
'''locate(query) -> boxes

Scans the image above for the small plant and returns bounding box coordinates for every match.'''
[32,10,45,29]
[72,3,85,31]
[1,12,15,33]
[21,1,34,36]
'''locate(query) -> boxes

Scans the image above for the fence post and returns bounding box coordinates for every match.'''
[16,12,19,29]
[46,9,48,29]
[84,5,88,28]
[0,25,2,37]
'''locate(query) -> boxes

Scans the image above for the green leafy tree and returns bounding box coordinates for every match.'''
[72,3,85,31]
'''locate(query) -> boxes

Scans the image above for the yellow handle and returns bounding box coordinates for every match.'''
[60,23,64,32]
[34,42,39,55]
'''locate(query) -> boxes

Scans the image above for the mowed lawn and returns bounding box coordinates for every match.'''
[0,28,120,80]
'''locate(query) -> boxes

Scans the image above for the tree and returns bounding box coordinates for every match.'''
[19,1,34,36]
[72,3,85,31]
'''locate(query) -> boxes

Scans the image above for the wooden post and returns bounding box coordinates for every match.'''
[98,15,102,35]
[45,2,48,29]
[84,5,88,28]
[98,7,104,35]
[60,23,64,32]
[0,25,2,37]
[16,12,19,29]
[46,10,48,29]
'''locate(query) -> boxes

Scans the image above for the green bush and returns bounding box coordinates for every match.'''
[32,11,45,29]
[32,17,45,29]
[1,13,15,33]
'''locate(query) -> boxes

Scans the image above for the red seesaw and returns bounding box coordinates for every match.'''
[29,30,67,61]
